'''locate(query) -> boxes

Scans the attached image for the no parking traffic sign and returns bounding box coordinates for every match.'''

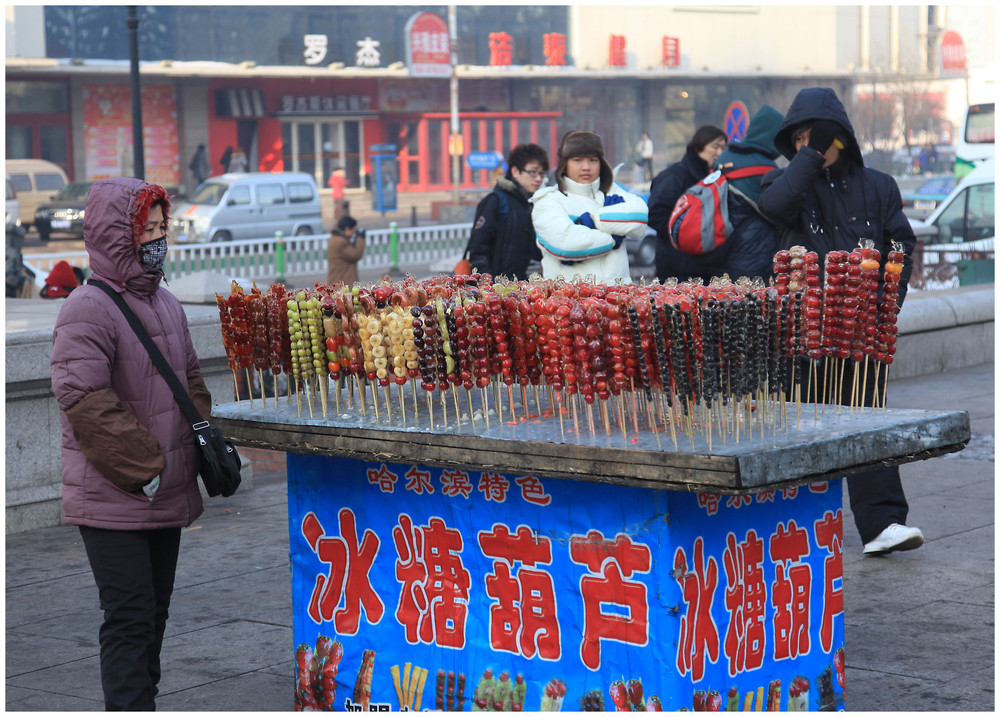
[723,101,750,142]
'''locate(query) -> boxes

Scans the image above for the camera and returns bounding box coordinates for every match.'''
[355,227,366,239]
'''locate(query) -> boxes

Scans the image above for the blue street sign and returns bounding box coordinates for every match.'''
[723,101,750,143]
[467,151,504,170]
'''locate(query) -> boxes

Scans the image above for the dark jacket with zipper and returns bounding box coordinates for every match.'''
[647,148,711,282]
[758,87,916,304]
[466,176,540,280]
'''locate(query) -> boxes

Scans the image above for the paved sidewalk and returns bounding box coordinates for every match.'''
[6,363,994,711]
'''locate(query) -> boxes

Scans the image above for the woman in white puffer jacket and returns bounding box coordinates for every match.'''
[531,130,648,284]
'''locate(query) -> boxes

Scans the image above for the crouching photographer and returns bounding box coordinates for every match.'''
[326,215,366,286]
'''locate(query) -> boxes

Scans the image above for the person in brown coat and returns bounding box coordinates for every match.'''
[326,215,365,285]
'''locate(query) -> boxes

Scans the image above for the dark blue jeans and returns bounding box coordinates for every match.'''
[79,526,182,711]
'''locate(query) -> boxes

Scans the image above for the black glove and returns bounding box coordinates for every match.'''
[808,120,840,154]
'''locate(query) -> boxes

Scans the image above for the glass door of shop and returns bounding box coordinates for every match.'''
[281,120,364,191]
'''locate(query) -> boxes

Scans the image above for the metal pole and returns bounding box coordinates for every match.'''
[449,6,460,205]
[127,6,145,180]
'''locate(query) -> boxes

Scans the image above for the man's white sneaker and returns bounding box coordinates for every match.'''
[862,523,924,555]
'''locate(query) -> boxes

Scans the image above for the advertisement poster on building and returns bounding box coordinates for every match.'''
[287,453,846,712]
[82,85,180,186]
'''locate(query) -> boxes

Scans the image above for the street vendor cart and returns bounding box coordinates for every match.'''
[213,396,969,712]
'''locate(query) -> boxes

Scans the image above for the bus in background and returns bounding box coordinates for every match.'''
[955,102,994,179]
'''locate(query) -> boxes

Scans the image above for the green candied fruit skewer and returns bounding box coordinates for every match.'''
[286,297,305,416]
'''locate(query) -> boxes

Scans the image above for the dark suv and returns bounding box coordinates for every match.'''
[33,181,94,242]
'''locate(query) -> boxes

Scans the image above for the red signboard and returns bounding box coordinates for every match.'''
[663,36,681,68]
[940,30,967,78]
[609,34,627,67]
[82,84,179,186]
[544,33,567,66]
[405,11,451,78]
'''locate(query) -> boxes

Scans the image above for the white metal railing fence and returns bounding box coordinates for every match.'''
[21,223,471,284]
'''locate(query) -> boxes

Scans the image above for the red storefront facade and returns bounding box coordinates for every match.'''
[206,76,560,195]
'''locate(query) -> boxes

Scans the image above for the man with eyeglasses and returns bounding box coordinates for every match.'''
[466,143,550,281]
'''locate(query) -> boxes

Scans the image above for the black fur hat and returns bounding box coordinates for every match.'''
[556,130,614,193]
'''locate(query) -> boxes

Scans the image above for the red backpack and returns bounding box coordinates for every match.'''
[667,165,772,255]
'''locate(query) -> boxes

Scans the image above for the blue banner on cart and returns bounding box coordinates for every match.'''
[287,453,845,712]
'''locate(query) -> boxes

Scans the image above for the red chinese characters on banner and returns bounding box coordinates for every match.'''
[697,493,721,516]
[405,466,435,495]
[813,511,844,653]
[770,520,812,661]
[479,472,511,502]
[673,537,720,682]
[570,531,651,670]
[367,464,399,493]
[479,525,560,660]
[663,36,681,68]
[301,510,385,633]
[609,34,627,67]
[514,476,552,506]
[440,469,474,498]
[543,33,567,66]
[489,32,513,66]
[723,530,767,676]
[393,514,471,648]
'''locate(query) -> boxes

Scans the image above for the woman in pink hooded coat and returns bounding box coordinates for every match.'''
[50,176,213,710]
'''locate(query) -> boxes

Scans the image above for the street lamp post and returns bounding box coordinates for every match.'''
[449,6,460,205]
[127,6,145,180]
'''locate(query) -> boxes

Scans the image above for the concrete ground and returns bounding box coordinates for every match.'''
[5,362,994,711]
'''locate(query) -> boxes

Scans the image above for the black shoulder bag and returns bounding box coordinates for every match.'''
[90,280,242,497]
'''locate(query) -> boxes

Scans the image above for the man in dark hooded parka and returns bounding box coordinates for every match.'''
[758,87,923,557]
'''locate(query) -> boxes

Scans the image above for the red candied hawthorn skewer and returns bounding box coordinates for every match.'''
[800,251,823,406]
[855,242,882,408]
[246,284,270,407]
[264,284,293,403]
[818,250,848,406]
[215,292,241,402]
[841,248,866,409]
[227,282,254,406]
[874,243,904,409]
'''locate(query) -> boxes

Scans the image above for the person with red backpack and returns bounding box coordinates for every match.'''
[647,125,727,283]
[688,104,785,281]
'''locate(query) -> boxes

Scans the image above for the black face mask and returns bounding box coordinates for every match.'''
[138,236,168,273]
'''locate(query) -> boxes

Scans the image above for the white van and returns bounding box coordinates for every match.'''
[910,158,994,249]
[5,159,69,230]
[170,172,323,243]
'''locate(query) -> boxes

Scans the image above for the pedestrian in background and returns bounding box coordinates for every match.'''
[219,145,233,174]
[328,167,348,223]
[532,129,648,284]
[326,214,365,286]
[636,131,655,182]
[647,124,727,283]
[758,86,922,556]
[466,143,549,280]
[227,147,249,173]
[50,177,213,710]
[188,144,211,188]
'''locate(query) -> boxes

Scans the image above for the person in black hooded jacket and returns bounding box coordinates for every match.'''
[758,86,923,557]
[466,143,549,280]
[648,125,727,283]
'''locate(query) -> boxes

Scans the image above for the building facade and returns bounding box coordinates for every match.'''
[5,5,993,195]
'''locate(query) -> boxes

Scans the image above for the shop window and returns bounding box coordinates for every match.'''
[6,81,68,114]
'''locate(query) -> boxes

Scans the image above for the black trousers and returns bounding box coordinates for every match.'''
[79,526,182,711]
[641,157,654,182]
[794,356,909,543]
